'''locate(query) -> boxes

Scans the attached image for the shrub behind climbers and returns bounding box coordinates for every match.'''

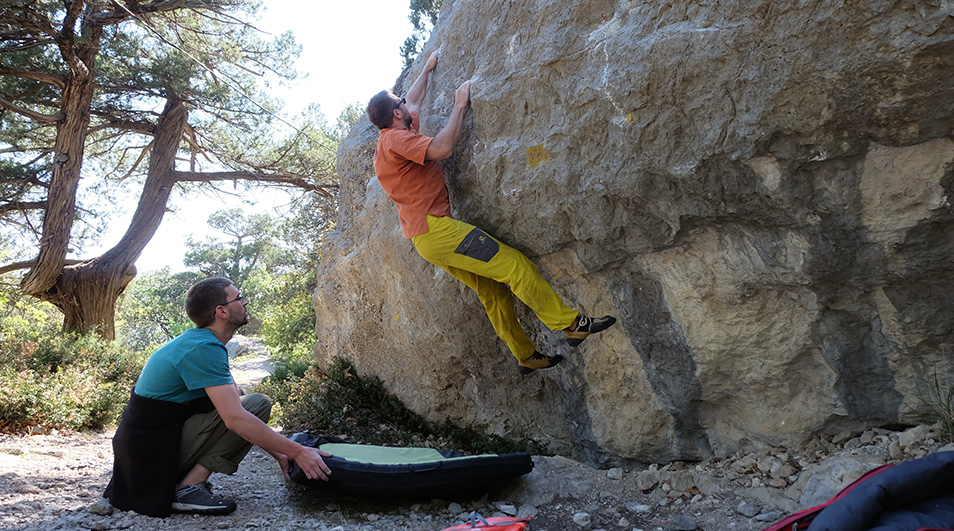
[253,356,546,455]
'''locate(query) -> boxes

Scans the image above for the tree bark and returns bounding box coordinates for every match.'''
[44,98,190,339]
[20,21,102,312]
[54,260,136,339]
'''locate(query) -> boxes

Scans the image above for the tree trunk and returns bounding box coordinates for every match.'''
[54,260,136,338]
[41,99,190,339]
[20,26,101,300]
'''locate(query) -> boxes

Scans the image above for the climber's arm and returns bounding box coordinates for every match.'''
[406,51,438,114]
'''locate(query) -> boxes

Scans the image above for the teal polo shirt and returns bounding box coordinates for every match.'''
[134,328,234,404]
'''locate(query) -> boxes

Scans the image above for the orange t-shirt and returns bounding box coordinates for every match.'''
[373,112,453,238]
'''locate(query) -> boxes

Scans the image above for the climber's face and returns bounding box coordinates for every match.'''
[393,95,412,129]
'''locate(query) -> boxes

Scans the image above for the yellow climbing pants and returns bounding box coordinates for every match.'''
[411,215,578,361]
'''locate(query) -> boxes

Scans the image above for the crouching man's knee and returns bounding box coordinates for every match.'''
[240,392,271,423]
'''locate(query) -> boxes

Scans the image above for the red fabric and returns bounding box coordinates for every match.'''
[374,111,453,238]
[441,516,530,531]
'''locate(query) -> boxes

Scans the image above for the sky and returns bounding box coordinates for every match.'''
[117,0,416,273]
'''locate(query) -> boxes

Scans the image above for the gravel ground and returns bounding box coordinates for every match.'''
[1,422,950,531]
[2,344,949,531]
[0,428,759,531]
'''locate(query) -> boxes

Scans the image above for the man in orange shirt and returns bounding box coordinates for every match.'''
[366,52,615,374]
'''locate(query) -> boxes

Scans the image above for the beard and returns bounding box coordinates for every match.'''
[403,112,413,129]
[228,307,249,329]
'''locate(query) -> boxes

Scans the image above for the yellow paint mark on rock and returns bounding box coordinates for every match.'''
[625,113,635,125]
[527,144,550,169]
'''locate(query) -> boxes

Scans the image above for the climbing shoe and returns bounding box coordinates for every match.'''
[564,314,617,347]
[517,351,564,375]
[172,481,237,515]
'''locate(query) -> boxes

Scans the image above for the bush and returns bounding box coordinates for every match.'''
[114,269,202,351]
[269,347,313,382]
[917,371,954,443]
[0,289,61,344]
[0,320,145,433]
[255,357,425,442]
[256,276,318,356]
[253,357,545,455]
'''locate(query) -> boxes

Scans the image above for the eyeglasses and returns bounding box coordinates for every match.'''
[221,293,246,306]
[394,97,405,110]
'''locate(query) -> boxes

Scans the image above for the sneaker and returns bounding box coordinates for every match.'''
[564,314,617,347]
[518,351,564,375]
[171,481,237,515]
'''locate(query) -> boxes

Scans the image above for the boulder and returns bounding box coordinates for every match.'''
[314,0,954,462]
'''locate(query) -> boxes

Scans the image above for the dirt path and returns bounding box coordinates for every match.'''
[227,334,275,392]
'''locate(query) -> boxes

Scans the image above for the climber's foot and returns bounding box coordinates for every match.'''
[517,351,564,375]
[564,314,617,347]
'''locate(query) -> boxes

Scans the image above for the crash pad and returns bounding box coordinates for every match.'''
[287,433,534,499]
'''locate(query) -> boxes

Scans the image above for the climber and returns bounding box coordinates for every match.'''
[366,51,616,375]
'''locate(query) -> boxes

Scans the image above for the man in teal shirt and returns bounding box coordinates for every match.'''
[135,327,235,403]
[106,277,333,516]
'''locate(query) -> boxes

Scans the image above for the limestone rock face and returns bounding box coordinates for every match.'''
[315,0,954,462]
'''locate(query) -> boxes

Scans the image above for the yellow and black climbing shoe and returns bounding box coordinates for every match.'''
[517,351,564,375]
[564,314,617,347]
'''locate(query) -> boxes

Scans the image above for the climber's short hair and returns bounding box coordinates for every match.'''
[185,277,233,327]
[367,90,399,130]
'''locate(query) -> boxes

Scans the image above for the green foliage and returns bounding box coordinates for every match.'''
[254,103,339,177]
[335,103,364,139]
[184,208,280,286]
[255,357,427,444]
[253,357,545,455]
[401,0,443,67]
[429,419,537,456]
[400,35,423,70]
[0,363,132,432]
[916,371,954,443]
[256,280,316,354]
[1,0,337,338]
[1,0,308,244]
[115,268,203,350]
[409,0,443,29]
[0,282,61,340]
[183,201,333,357]
[0,289,145,432]
[268,346,313,383]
